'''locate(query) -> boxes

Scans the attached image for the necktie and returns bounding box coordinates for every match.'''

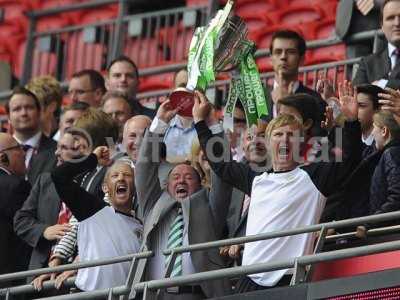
[165,207,184,277]
[356,0,374,16]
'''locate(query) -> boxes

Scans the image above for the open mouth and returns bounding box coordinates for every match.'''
[175,186,188,198]
[278,144,290,159]
[116,184,128,195]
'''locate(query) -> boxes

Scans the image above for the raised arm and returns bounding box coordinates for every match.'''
[135,100,178,220]
[193,91,256,196]
[305,81,363,197]
[51,152,106,221]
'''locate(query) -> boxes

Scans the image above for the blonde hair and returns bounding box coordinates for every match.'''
[373,111,400,140]
[75,108,119,148]
[265,114,304,141]
[26,75,62,108]
[190,138,211,188]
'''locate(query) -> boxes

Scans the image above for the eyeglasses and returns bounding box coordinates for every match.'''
[0,144,29,153]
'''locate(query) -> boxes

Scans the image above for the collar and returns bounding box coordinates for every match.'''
[13,131,42,148]
[0,166,11,175]
[362,132,374,146]
[273,80,300,93]
[388,43,398,58]
[169,115,194,130]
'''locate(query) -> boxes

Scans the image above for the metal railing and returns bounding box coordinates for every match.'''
[2,211,400,299]
[20,0,209,84]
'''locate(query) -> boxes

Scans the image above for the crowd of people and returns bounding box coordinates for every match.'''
[1,0,400,299]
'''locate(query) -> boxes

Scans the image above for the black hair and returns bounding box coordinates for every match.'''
[72,69,106,94]
[5,86,41,114]
[107,55,139,79]
[356,84,384,110]
[269,30,306,57]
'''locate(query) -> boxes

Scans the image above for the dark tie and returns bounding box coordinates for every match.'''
[390,48,400,79]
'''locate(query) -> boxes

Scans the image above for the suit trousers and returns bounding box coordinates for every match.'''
[235,275,292,293]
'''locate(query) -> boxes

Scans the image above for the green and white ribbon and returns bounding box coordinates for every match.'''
[223,42,269,131]
[186,0,233,91]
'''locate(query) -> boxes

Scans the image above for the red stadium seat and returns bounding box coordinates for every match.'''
[236,0,278,17]
[186,0,208,6]
[312,18,336,40]
[65,31,108,78]
[124,36,166,68]
[139,73,174,92]
[309,44,346,62]
[272,5,324,26]
[68,4,118,25]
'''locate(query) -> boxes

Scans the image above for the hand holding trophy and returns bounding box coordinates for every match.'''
[169,0,270,130]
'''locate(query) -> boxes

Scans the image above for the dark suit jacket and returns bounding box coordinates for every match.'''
[14,173,62,275]
[226,187,247,239]
[0,169,31,284]
[134,130,232,298]
[335,0,383,40]
[27,134,57,185]
[353,46,400,89]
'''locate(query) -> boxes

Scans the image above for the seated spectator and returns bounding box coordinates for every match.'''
[14,131,88,283]
[134,100,232,299]
[0,133,31,287]
[193,89,361,291]
[102,91,133,145]
[51,147,143,291]
[26,75,62,138]
[68,69,106,107]
[5,86,57,184]
[53,102,90,142]
[353,0,400,89]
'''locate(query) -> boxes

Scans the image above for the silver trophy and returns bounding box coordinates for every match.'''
[169,8,253,117]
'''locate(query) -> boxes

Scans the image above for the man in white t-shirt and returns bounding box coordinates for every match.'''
[51,146,143,291]
[193,84,362,292]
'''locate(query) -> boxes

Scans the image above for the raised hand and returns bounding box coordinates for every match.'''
[321,106,335,131]
[379,88,400,125]
[338,81,358,121]
[93,146,112,166]
[156,99,179,124]
[316,75,335,101]
[192,90,212,123]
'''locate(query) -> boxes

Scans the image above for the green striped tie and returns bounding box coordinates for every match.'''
[165,207,184,277]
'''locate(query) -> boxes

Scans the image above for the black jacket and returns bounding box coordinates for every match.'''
[353,46,400,90]
[0,169,31,285]
[27,133,57,185]
[369,140,400,216]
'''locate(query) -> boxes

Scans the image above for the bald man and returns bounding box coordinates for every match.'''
[121,115,152,163]
[0,133,31,285]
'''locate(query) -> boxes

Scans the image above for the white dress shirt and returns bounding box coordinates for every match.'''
[13,131,42,168]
